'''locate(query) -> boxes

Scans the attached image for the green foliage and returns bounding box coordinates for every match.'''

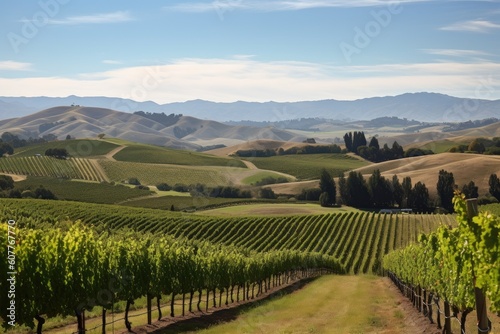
[437,169,455,213]
[259,187,276,199]
[0,220,344,328]
[319,169,336,205]
[489,174,500,201]
[0,175,14,190]
[384,194,500,312]
[0,143,14,157]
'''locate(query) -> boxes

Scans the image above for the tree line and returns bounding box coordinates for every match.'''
[343,131,433,163]
[310,169,500,212]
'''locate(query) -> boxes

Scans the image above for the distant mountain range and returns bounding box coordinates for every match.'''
[1,93,499,122]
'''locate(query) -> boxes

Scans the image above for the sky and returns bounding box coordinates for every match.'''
[0,0,499,103]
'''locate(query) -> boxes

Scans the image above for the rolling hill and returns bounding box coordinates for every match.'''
[0,106,303,149]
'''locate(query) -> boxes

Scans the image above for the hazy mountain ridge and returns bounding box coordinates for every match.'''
[0,106,303,150]
[1,92,499,122]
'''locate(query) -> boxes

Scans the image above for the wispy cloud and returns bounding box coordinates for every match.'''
[48,11,133,25]
[0,61,32,71]
[440,19,500,33]
[1,58,499,102]
[102,60,123,65]
[422,49,491,57]
[166,0,430,12]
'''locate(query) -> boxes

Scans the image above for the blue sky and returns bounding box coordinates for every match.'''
[0,0,499,103]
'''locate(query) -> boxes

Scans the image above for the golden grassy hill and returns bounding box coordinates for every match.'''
[354,153,500,197]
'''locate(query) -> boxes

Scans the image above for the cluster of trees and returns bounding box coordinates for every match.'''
[45,148,69,159]
[0,175,57,199]
[133,111,182,127]
[343,131,433,162]
[303,168,499,213]
[1,132,56,149]
[448,137,500,155]
[235,144,343,158]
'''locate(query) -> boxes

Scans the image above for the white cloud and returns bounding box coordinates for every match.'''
[0,61,32,71]
[0,58,499,102]
[49,11,133,25]
[102,60,123,65]
[166,0,430,12]
[440,19,500,33]
[422,49,490,57]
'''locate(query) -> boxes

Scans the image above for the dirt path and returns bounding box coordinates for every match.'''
[105,145,127,161]
[241,160,258,170]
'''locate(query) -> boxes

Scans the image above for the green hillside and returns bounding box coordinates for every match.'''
[15,177,153,204]
[249,154,369,180]
[0,156,106,181]
[113,142,246,167]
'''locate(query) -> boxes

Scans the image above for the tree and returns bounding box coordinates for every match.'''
[489,174,500,201]
[401,176,412,208]
[128,177,141,185]
[437,169,455,213]
[338,175,349,205]
[45,148,69,159]
[65,135,72,140]
[98,133,106,139]
[368,169,392,208]
[259,187,276,199]
[343,132,353,152]
[391,141,404,159]
[410,181,430,212]
[391,175,404,208]
[319,192,332,207]
[346,171,370,208]
[461,181,479,199]
[319,169,336,205]
[368,137,380,150]
[0,175,14,190]
[0,142,14,157]
[468,139,485,153]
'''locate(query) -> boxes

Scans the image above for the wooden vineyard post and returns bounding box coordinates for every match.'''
[466,199,490,334]
[147,293,152,325]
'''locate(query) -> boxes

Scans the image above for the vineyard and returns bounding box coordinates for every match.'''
[383,194,500,333]
[0,199,455,275]
[0,156,106,182]
[0,221,342,332]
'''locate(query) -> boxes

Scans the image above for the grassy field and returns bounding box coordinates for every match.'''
[241,171,294,185]
[98,159,288,187]
[197,203,361,217]
[182,275,420,334]
[15,177,153,204]
[12,139,119,158]
[248,154,369,180]
[113,143,246,167]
